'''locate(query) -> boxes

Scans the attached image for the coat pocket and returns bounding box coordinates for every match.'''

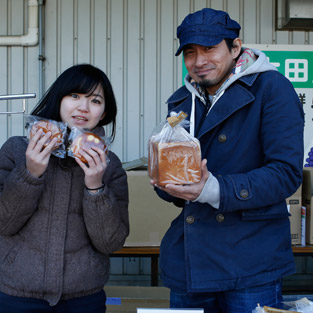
[0,236,22,268]
[241,201,290,220]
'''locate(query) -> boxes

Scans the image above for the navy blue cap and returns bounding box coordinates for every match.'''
[175,8,241,56]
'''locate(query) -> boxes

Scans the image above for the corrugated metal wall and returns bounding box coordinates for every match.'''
[0,0,312,163]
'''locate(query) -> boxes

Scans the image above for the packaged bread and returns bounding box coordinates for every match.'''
[68,127,109,164]
[148,111,201,186]
[25,115,67,158]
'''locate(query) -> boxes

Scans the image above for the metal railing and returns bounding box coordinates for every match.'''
[0,93,36,114]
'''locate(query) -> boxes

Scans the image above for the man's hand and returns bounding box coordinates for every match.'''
[151,159,209,201]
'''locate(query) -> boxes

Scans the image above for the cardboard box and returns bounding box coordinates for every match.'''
[125,170,181,246]
[301,206,306,246]
[286,190,302,245]
[292,184,302,197]
[302,168,313,244]
[104,286,169,313]
[303,195,313,244]
[302,168,313,196]
[286,194,302,207]
[287,204,302,245]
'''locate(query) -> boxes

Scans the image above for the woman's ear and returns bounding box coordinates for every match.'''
[232,38,242,59]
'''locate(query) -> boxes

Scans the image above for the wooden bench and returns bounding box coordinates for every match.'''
[112,245,313,286]
[111,247,160,286]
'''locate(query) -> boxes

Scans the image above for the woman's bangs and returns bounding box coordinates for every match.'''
[69,75,99,96]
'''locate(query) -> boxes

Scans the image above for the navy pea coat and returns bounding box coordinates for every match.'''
[157,70,304,293]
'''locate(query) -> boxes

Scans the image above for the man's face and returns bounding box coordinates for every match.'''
[183,39,241,95]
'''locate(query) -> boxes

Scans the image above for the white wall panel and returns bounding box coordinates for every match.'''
[159,0,175,119]
[142,0,158,155]
[276,29,289,44]
[94,0,108,69]
[10,0,25,137]
[45,0,58,88]
[210,0,224,11]
[109,0,126,159]
[59,0,75,69]
[0,0,312,163]
[126,0,141,161]
[259,0,274,43]
[77,0,91,63]
[227,0,242,25]
[243,0,258,43]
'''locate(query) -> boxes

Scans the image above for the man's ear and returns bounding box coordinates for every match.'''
[232,38,242,59]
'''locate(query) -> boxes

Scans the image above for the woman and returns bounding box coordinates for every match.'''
[0,64,129,313]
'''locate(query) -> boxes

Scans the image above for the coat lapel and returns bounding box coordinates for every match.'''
[197,83,255,139]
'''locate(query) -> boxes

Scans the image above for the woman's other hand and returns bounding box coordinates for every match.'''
[75,146,107,191]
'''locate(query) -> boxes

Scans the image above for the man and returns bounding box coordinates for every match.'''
[151,8,304,313]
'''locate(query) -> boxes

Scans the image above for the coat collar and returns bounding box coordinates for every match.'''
[167,72,259,104]
[167,74,258,139]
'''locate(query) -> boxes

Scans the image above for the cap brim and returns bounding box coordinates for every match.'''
[175,36,224,56]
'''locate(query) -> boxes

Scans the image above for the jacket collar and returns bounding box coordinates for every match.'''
[167,78,256,139]
[196,82,255,138]
[167,72,259,105]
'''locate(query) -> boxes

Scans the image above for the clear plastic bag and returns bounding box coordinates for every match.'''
[148,111,201,186]
[252,304,266,313]
[252,303,299,313]
[25,115,68,158]
[67,127,110,164]
[283,297,313,313]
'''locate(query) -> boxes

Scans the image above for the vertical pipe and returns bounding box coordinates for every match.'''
[139,0,144,157]
[38,0,45,99]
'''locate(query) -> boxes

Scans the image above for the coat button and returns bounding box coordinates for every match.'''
[186,216,195,224]
[240,189,249,198]
[216,214,224,222]
[218,134,227,143]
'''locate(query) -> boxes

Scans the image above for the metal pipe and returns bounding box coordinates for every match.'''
[38,0,45,98]
[0,93,36,114]
[0,0,39,46]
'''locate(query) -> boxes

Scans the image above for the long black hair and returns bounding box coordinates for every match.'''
[31,64,117,140]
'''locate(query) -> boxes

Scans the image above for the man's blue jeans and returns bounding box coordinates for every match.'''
[170,279,283,313]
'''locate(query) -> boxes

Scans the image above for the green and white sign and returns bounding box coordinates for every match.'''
[256,45,313,164]
[263,50,313,89]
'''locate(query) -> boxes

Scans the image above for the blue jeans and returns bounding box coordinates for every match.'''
[0,290,106,313]
[170,280,283,313]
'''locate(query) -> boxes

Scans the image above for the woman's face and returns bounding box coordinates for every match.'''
[60,84,106,130]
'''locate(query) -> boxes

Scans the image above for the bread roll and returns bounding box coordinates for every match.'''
[30,120,64,149]
[69,132,106,164]
[149,140,201,186]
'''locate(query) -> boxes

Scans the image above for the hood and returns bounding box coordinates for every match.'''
[184,48,278,100]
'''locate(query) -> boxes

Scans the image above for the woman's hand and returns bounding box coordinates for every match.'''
[26,129,58,178]
[75,146,107,191]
